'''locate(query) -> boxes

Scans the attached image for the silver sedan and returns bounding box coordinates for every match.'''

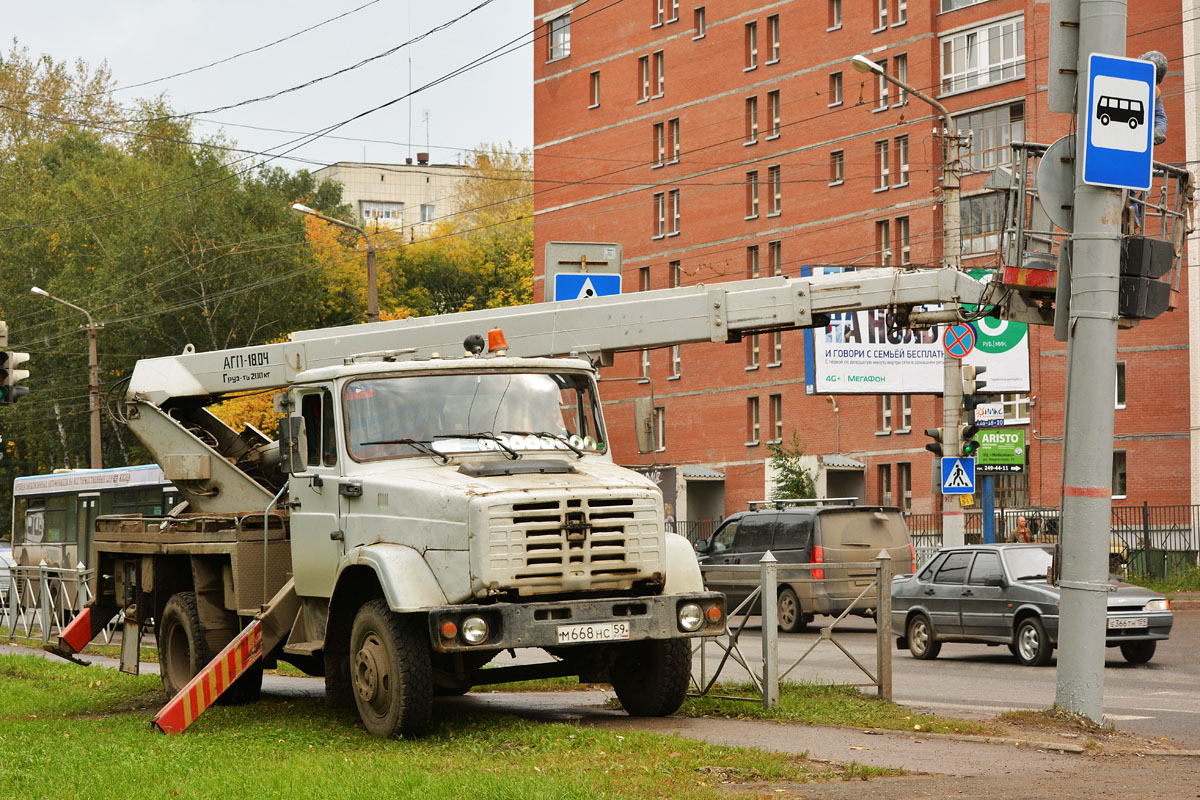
[891,544,1173,666]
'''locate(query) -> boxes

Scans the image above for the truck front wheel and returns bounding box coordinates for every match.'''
[158,592,209,698]
[610,638,690,717]
[350,599,433,738]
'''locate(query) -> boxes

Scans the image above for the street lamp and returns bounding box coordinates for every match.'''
[31,286,103,469]
[850,53,970,546]
[291,203,379,323]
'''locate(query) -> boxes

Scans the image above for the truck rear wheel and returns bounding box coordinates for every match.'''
[159,592,210,698]
[350,599,433,738]
[610,638,690,717]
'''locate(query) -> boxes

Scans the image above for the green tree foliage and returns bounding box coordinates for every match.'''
[381,144,533,316]
[767,433,817,500]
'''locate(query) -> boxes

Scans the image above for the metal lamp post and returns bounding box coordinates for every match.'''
[851,54,970,546]
[31,286,103,469]
[291,203,379,323]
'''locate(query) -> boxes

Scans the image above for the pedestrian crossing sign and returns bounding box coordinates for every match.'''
[553,272,622,301]
[941,457,976,495]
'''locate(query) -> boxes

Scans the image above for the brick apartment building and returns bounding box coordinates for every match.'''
[532,0,1196,533]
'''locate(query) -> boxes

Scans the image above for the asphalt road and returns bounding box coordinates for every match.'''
[695,608,1200,746]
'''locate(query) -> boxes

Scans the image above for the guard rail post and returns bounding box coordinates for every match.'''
[876,550,893,701]
[38,561,51,643]
[75,563,88,613]
[760,551,779,709]
[7,571,18,638]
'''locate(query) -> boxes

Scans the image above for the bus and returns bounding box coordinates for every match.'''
[11,465,179,572]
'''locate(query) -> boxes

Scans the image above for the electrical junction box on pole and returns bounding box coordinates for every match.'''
[976,429,1025,473]
[1081,53,1156,191]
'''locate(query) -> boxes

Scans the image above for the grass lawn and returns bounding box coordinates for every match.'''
[0,655,896,800]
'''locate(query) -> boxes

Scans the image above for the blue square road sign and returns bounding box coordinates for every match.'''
[553,272,622,301]
[1081,53,1156,191]
[941,457,976,495]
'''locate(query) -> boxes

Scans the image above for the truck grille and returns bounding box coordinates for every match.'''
[484,496,663,595]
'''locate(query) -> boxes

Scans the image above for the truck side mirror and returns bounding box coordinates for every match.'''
[278,416,308,475]
[634,396,655,454]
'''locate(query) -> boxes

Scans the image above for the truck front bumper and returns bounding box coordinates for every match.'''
[428,592,725,653]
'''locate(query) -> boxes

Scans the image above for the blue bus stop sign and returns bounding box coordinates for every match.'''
[1081,53,1155,191]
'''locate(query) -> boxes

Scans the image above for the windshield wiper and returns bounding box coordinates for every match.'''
[434,432,519,460]
[501,430,585,459]
[360,438,450,464]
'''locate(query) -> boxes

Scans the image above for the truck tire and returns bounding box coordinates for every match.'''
[350,599,433,738]
[610,638,690,717]
[158,592,210,698]
[777,586,809,633]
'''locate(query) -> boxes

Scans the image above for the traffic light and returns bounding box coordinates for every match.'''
[961,364,987,394]
[960,421,980,457]
[0,350,31,404]
[923,427,943,457]
[1118,236,1173,320]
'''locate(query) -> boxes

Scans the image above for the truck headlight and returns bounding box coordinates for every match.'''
[678,603,703,632]
[462,615,490,644]
[1145,599,1170,612]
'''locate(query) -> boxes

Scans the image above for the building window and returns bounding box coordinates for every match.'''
[829,0,842,29]
[747,334,760,368]
[420,204,435,223]
[589,71,600,108]
[942,0,988,11]
[747,397,760,444]
[745,21,758,70]
[875,61,889,109]
[894,134,909,185]
[767,90,781,137]
[767,14,780,63]
[770,330,783,365]
[671,260,682,287]
[898,462,912,511]
[639,265,651,291]
[745,96,759,143]
[896,216,911,265]
[671,345,681,377]
[829,72,843,106]
[875,139,890,189]
[830,150,844,185]
[1112,451,1127,499]
[362,201,404,221]
[769,240,782,275]
[770,394,783,442]
[653,51,665,96]
[899,394,912,430]
[894,0,907,26]
[653,0,664,26]
[548,14,571,60]
[768,164,781,215]
[880,394,893,433]
[961,193,1004,255]
[955,101,1025,172]
[638,56,650,101]
[878,463,893,505]
[669,0,679,22]
[668,118,680,161]
[641,349,651,380]
[1000,393,1031,424]
[653,192,666,237]
[875,0,887,30]
[694,6,706,38]
[747,245,760,278]
[941,16,1026,94]
[1115,361,1126,408]
[892,53,908,104]
[653,122,665,165]
[668,188,680,234]
[654,406,666,451]
[876,220,892,265]
[746,170,759,218]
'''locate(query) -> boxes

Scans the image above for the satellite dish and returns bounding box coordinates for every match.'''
[1036,135,1076,232]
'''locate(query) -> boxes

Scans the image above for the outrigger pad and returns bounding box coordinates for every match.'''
[44,607,94,666]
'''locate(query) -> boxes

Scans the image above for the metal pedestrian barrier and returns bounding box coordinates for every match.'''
[692,551,893,708]
[1,561,120,645]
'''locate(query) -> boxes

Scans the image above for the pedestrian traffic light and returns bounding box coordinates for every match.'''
[0,350,30,404]
[923,427,943,457]
[1118,236,1173,320]
[960,422,980,457]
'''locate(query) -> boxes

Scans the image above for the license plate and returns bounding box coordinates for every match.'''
[556,621,631,644]
[1107,617,1148,630]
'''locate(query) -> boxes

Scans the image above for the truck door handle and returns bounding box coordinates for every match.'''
[339,481,363,497]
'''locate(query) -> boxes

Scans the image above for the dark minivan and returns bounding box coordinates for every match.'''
[697,500,915,631]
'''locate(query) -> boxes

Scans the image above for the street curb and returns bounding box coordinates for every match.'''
[856,726,1085,754]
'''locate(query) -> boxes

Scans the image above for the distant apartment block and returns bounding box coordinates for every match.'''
[314,155,466,234]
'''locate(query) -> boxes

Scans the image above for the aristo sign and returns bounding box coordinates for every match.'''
[977,429,1026,473]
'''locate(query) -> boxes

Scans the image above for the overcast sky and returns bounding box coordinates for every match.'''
[8,0,533,169]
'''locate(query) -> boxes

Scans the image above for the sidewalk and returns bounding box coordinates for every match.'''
[1169,591,1200,610]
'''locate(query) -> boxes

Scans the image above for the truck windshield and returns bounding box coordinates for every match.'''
[344,371,607,460]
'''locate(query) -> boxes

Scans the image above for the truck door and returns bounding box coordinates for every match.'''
[290,388,344,598]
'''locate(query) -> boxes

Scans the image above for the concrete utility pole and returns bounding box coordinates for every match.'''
[31,287,103,469]
[850,55,969,545]
[291,204,379,323]
[1055,0,1127,722]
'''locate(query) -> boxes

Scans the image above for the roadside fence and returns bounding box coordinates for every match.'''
[1,562,120,645]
